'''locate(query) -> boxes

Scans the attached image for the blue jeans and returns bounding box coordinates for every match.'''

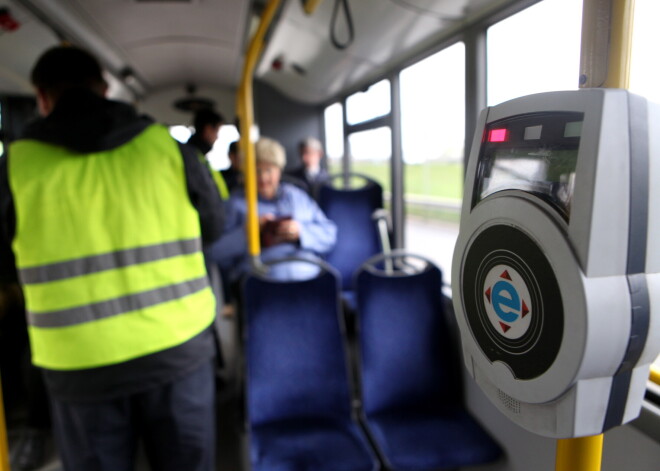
[50,360,216,471]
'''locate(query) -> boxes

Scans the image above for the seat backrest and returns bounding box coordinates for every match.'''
[243,259,354,426]
[355,252,462,416]
[318,174,383,290]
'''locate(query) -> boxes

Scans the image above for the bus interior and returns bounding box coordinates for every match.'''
[1,0,660,470]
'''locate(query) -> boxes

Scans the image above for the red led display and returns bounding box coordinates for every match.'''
[488,128,509,142]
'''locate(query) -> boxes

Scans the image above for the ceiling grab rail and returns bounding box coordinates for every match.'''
[556,1,636,470]
[302,0,325,15]
[237,0,283,271]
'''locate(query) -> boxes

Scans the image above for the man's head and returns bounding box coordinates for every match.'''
[31,46,108,116]
[298,137,324,172]
[228,140,240,169]
[193,109,224,147]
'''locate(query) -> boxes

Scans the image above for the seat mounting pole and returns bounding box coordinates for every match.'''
[555,435,604,471]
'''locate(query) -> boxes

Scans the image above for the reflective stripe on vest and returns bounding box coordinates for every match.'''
[9,125,216,371]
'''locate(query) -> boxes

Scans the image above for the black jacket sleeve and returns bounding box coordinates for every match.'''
[178,142,224,245]
[0,156,18,284]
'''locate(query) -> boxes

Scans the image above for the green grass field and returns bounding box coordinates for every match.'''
[327,160,464,222]
[329,160,463,199]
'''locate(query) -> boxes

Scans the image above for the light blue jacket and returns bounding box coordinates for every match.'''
[210,183,337,281]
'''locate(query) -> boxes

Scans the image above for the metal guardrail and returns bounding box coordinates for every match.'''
[403,193,461,212]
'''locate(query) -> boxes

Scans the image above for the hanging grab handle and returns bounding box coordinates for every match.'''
[330,0,354,50]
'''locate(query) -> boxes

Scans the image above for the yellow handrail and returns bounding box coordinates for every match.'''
[562,1,635,470]
[0,376,8,471]
[237,0,282,266]
[303,0,325,15]
[0,287,11,471]
[555,435,604,471]
[579,0,635,89]
[603,0,635,89]
[650,367,660,386]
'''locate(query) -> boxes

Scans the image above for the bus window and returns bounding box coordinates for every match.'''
[208,124,240,170]
[487,0,582,106]
[348,126,391,191]
[346,79,391,125]
[170,125,192,144]
[400,42,465,278]
[630,0,660,103]
[400,42,465,215]
[324,102,344,175]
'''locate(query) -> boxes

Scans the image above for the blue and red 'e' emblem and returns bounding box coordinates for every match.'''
[483,267,531,338]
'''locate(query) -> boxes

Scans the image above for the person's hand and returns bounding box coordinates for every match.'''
[258,214,276,230]
[275,219,300,242]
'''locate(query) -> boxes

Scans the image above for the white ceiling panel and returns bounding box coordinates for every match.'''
[0,0,59,95]
[127,41,239,89]
[65,0,250,89]
[257,0,516,104]
[2,0,526,106]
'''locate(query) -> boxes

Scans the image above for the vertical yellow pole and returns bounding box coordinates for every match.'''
[650,367,660,386]
[0,287,11,470]
[237,0,282,267]
[602,0,635,89]
[0,376,8,471]
[561,1,635,469]
[556,435,604,471]
[579,0,635,89]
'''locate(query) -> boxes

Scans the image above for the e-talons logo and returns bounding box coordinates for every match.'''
[483,265,532,339]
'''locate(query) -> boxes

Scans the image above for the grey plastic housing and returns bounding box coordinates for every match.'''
[452,89,660,438]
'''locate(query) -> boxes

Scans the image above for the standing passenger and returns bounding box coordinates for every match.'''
[187,108,230,199]
[187,108,224,156]
[0,46,224,471]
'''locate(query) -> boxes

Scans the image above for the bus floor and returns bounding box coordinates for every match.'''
[8,311,250,471]
[9,391,249,471]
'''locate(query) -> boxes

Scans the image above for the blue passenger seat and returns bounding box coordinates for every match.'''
[354,252,503,471]
[317,174,384,308]
[242,258,380,471]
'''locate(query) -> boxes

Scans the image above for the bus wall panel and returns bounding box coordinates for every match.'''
[254,80,324,171]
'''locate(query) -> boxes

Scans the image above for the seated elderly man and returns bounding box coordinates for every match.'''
[210,137,337,281]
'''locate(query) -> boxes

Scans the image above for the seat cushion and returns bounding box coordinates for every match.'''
[366,409,502,471]
[251,418,378,471]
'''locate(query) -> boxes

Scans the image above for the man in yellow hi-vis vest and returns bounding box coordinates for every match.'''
[0,46,224,471]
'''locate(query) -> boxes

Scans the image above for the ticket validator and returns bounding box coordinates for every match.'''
[452,89,660,438]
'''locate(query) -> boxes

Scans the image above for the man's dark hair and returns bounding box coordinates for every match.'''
[193,109,224,133]
[31,46,107,99]
[228,140,238,155]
